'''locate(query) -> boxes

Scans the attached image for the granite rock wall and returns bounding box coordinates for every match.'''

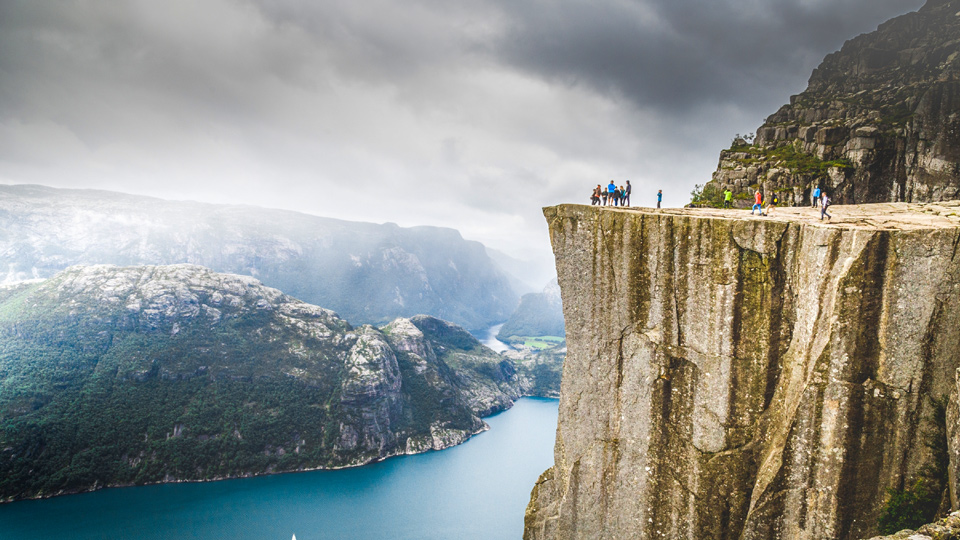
[525,204,960,540]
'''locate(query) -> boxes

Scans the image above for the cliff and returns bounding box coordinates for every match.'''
[525,203,960,540]
[0,265,525,501]
[707,0,960,206]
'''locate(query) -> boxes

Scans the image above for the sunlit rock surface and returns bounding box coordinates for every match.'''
[525,203,960,540]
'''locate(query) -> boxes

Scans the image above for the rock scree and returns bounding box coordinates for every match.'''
[525,203,960,540]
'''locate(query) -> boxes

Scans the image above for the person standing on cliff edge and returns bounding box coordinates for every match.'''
[723,188,733,208]
[813,186,821,208]
[656,189,662,209]
[752,190,763,215]
[624,181,632,207]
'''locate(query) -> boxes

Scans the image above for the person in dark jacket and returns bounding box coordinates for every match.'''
[590,185,601,205]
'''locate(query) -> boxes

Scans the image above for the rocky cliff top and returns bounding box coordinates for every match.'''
[572,200,960,230]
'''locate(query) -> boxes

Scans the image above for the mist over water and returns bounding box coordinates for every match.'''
[0,398,559,540]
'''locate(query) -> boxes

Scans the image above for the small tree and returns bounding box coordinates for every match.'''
[689,183,724,208]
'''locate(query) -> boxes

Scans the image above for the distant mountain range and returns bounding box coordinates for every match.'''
[0,264,549,502]
[0,184,518,332]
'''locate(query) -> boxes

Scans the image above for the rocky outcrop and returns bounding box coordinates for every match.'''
[0,264,527,502]
[525,203,960,540]
[707,0,960,207]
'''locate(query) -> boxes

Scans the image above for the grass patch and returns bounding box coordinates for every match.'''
[502,335,565,350]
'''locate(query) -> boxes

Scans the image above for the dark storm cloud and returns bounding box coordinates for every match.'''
[491,0,924,113]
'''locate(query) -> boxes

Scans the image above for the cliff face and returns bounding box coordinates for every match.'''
[709,0,960,206]
[0,265,524,501]
[525,203,960,540]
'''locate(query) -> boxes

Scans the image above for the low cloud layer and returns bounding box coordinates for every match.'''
[0,0,925,270]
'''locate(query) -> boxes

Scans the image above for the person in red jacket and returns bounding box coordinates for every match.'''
[751,190,763,215]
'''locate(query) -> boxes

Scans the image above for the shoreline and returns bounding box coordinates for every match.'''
[0,396,558,505]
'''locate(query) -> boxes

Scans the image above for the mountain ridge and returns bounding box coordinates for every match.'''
[0,183,518,332]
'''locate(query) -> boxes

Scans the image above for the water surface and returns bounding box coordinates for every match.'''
[0,398,558,540]
[479,323,511,353]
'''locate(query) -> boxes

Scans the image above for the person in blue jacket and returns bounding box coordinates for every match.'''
[812,186,821,208]
[656,189,662,209]
[607,181,616,206]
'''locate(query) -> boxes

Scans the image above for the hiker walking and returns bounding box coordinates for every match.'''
[751,190,763,215]
[767,192,779,215]
[624,181,632,207]
[657,189,662,209]
[812,186,821,208]
[723,188,733,208]
[820,192,832,220]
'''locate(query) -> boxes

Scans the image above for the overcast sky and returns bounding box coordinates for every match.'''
[0,0,925,271]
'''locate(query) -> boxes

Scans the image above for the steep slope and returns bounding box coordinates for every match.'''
[526,203,960,540]
[0,265,523,502]
[708,0,960,206]
[0,184,518,332]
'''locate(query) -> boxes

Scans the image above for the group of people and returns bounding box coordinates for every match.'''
[587,183,833,220]
[589,181,666,209]
[742,186,832,220]
[591,180,633,207]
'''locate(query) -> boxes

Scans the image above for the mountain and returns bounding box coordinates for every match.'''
[497,280,565,341]
[0,264,526,502]
[706,0,960,206]
[0,184,518,332]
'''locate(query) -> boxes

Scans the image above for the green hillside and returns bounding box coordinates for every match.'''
[0,265,529,501]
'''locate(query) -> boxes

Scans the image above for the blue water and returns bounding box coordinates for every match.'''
[0,398,558,540]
